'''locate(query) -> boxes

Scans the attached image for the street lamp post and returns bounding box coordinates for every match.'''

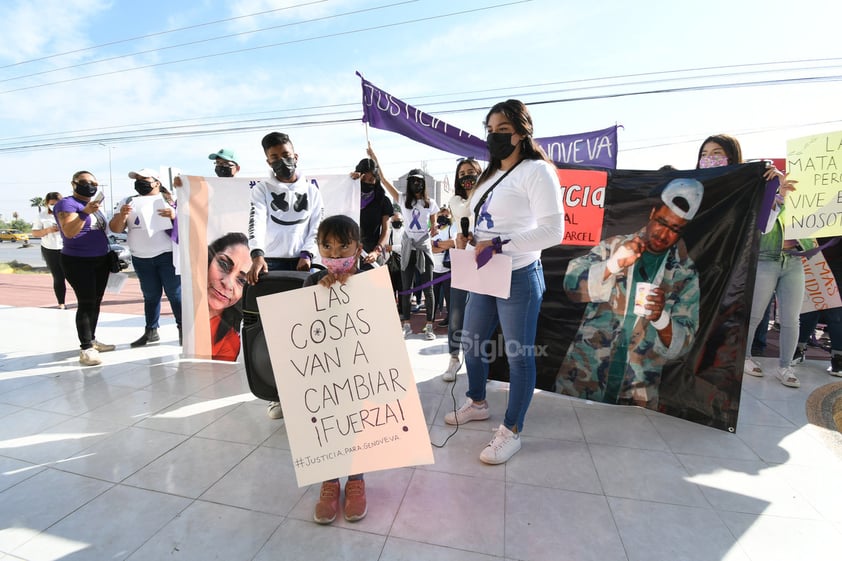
[98,143,115,216]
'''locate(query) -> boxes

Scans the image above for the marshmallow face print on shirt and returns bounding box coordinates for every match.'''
[269,187,310,226]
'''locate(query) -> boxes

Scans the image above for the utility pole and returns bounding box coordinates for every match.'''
[98,143,115,216]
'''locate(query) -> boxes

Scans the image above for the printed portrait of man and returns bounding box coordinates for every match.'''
[556,178,704,408]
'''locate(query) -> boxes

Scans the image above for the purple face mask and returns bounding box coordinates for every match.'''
[322,255,357,276]
[699,154,729,169]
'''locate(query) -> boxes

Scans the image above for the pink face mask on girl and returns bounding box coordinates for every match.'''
[322,255,357,275]
[698,154,729,169]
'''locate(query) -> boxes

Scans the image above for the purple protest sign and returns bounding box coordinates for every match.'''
[358,73,619,168]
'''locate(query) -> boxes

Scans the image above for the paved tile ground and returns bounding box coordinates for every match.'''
[2,273,842,560]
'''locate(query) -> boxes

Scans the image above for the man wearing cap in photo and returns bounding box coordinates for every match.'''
[209,148,240,177]
[556,178,703,409]
[109,169,182,347]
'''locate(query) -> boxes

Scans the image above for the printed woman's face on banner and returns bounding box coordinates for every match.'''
[208,243,250,316]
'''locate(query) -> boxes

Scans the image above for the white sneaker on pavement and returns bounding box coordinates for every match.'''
[92,340,115,352]
[441,355,460,382]
[479,424,521,464]
[423,323,436,341]
[79,348,102,366]
[267,402,284,419]
[775,366,800,388]
[444,398,490,425]
[744,358,763,377]
[402,323,412,338]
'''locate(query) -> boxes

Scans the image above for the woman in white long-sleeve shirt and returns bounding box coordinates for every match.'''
[443,99,565,464]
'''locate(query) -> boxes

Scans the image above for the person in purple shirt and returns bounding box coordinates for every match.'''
[54,170,115,366]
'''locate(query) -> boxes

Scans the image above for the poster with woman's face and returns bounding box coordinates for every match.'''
[177,174,357,361]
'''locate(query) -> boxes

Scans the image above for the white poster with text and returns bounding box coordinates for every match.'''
[258,266,434,486]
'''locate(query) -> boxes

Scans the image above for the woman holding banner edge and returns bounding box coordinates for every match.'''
[696,134,807,388]
[444,99,564,464]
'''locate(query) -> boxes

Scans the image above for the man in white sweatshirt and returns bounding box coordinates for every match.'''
[246,131,322,284]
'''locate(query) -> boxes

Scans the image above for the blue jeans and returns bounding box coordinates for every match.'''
[132,252,182,329]
[461,261,545,432]
[447,286,468,356]
[747,255,804,368]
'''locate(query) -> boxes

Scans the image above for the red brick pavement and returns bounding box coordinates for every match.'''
[0,273,168,317]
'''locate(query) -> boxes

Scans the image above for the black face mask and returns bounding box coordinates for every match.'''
[437,216,452,227]
[361,181,376,193]
[486,132,516,160]
[215,165,234,178]
[458,174,478,191]
[407,182,424,196]
[392,221,403,229]
[271,157,296,180]
[134,179,155,196]
[73,181,98,198]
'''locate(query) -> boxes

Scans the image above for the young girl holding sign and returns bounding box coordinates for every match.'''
[304,214,368,524]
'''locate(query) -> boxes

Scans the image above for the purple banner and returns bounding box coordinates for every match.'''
[358,73,618,168]
[537,126,618,169]
[359,72,487,160]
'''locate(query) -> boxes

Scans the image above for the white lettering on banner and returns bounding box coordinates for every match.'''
[544,135,614,164]
[560,184,606,208]
[363,83,482,139]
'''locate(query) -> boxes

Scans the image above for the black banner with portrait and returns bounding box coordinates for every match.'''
[504,162,767,432]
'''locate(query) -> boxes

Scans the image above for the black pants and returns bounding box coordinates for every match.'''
[41,246,66,306]
[61,254,109,349]
[400,252,434,322]
[432,270,450,316]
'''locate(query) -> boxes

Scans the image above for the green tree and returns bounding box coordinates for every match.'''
[30,196,44,211]
[9,218,30,232]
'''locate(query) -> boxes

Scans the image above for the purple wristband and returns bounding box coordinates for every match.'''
[476,237,510,269]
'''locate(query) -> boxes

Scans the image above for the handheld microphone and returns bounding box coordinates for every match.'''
[461,217,470,238]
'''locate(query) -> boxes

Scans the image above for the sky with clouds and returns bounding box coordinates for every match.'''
[0,0,840,221]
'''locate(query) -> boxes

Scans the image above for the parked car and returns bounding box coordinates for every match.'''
[108,231,128,243]
[109,243,132,271]
[0,229,29,243]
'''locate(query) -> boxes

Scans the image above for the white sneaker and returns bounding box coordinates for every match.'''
[267,402,284,419]
[444,398,490,425]
[480,424,521,464]
[402,323,412,338]
[441,355,460,382]
[743,358,763,377]
[92,340,115,352]
[775,366,800,388]
[423,323,436,341]
[79,348,101,366]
